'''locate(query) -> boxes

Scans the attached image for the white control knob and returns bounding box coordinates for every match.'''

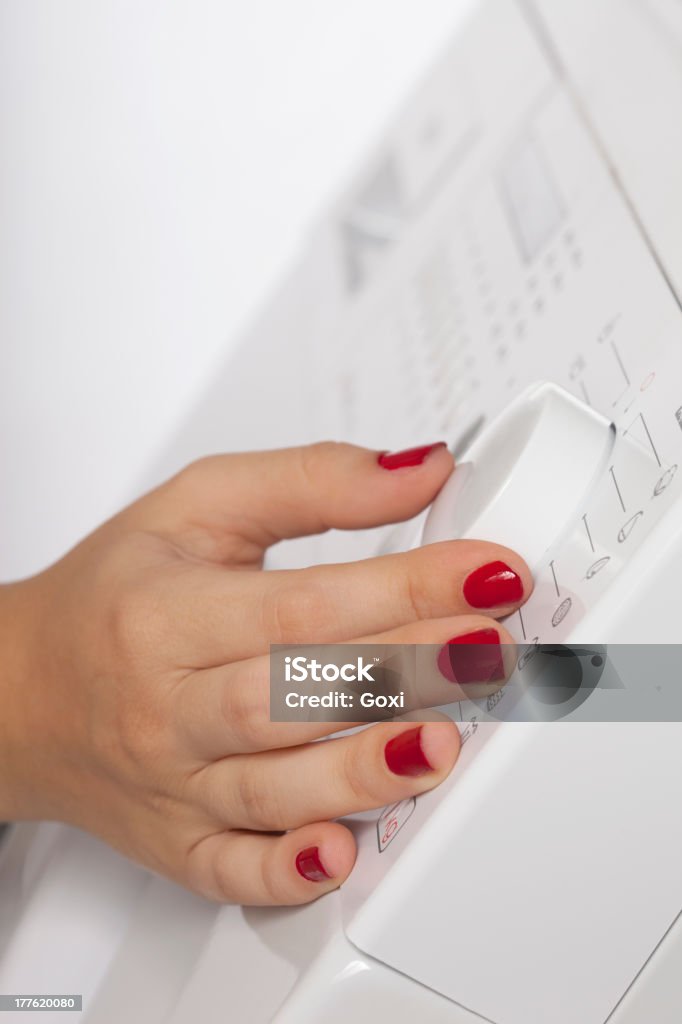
[421,381,615,567]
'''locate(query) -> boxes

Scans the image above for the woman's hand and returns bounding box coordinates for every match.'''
[0,441,531,905]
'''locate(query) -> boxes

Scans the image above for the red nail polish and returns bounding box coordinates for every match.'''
[384,726,432,777]
[437,627,505,684]
[378,442,447,470]
[463,560,523,608]
[295,846,330,883]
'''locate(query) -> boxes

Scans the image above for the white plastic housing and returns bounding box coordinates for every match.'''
[421,381,615,567]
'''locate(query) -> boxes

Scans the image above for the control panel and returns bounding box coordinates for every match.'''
[329,15,682,1024]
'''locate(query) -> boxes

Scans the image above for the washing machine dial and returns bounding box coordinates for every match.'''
[421,381,615,567]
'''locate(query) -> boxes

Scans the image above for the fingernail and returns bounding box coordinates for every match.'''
[437,627,506,684]
[384,726,432,777]
[378,442,448,470]
[463,560,523,608]
[295,846,331,882]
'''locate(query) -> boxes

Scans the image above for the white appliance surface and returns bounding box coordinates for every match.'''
[0,0,473,580]
[2,1,682,1022]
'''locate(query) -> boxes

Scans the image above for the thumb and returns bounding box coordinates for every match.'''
[127,440,453,550]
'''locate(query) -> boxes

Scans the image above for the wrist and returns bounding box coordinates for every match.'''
[0,578,49,820]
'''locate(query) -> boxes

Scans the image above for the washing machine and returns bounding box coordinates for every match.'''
[2,1,682,1021]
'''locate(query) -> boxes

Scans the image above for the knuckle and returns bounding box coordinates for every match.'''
[173,455,215,491]
[114,698,167,774]
[220,670,269,748]
[259,846,292,905]
[298,441,345,483]
[234,765,280,831]
[261,578,331,643]
[403,558,431,621]
[204,846,239,904]
[342,737,384,808]
[88,686,165,783]
[166,455,227,510]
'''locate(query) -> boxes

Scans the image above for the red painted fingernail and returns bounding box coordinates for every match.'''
[463,560,524,608]
[384,726,432,777]
[295,846,331,883]
[437,627,506,684]
[378,442,448,470]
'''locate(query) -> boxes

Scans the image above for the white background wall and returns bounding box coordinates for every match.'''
[0,0,476,579]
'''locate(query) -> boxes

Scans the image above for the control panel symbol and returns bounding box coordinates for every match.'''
[551,596,572,628]
[377,798,416,853]
[653,464,677,496]
[617,511,644,544]
[518,638,540,670]
[585,555,611,579]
